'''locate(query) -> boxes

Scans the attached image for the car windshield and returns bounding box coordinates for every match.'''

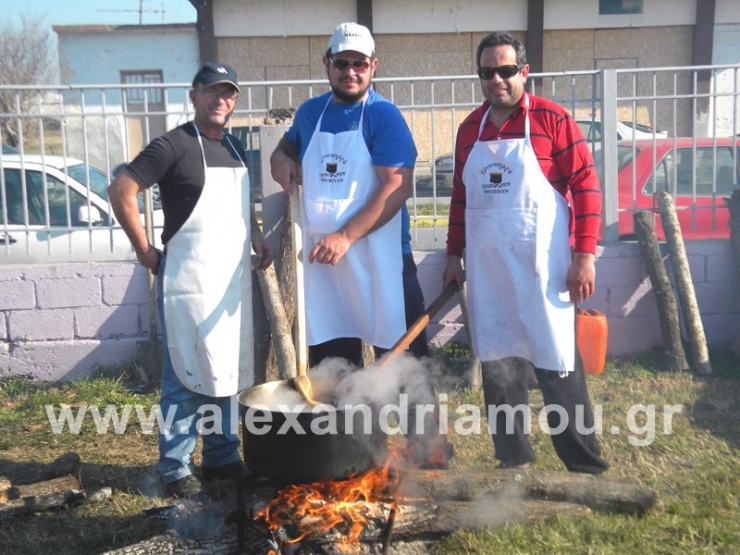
[593,145,638,174]
[620,121,655,134]
[65,164,110,200]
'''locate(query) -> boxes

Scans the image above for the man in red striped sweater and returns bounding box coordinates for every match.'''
[443,32,608,474]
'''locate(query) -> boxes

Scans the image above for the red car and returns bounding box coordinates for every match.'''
[596,138,739,240]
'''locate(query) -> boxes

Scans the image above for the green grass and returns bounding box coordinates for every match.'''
[0,349,739,554]
[409,201,450,227]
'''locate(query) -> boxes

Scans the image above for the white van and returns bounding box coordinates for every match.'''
[0,155,163,264]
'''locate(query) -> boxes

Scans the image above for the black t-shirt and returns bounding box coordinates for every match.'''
[127,121,247,244]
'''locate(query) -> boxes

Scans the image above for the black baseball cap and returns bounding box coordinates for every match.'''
[192,62,240,93]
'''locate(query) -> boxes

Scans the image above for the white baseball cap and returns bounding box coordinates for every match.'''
[328,22,375,58]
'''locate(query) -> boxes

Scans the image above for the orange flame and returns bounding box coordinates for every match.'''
[255,451,401,550]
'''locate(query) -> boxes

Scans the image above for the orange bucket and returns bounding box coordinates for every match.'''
[576,308,608,376]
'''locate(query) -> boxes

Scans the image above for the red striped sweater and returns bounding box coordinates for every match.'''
[446,94,602,256]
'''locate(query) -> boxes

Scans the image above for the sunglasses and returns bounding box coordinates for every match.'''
[331,58,371,74]
[477,65,522,80]
[197,88,239,101]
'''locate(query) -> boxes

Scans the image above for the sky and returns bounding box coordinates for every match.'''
[3,0,196,27]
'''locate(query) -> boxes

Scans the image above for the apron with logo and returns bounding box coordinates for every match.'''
[463,94,574,372]
[162,124,253,395]
[301,98,404,348]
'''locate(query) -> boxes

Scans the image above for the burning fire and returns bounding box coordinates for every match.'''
[255,451,402,551]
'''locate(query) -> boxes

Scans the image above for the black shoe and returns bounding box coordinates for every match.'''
[201,461,251,483]
[167,474,202,498]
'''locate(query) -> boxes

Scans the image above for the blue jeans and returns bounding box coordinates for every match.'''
[156,253,242,484]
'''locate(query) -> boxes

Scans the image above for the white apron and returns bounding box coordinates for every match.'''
[162,125,253,395]
[301,98,404,348]
[463,94,574,372]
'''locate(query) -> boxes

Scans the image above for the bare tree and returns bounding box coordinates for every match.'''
[0,14,57,147]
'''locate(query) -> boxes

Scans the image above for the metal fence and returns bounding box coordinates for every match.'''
[1,63,739,263]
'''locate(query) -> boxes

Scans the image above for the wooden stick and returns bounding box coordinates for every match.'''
[727,191,740,358]
[655,191,712,375]
[633,210,689,372]
[381,281,461,367]
[254,258,297,380]
[291,184,308,377]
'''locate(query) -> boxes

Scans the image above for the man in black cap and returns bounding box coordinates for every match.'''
[109,62,272,498]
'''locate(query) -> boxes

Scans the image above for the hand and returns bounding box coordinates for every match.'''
[567,252,596,304]
[308,231,351,265]
[443,255,465,289]
[270,150,302,195]
[251,232,273,270]
[137,247,161,276]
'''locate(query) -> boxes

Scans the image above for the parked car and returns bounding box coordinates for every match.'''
[2,145,19,155]
[112,163,162,211]
[433,152,454,191]
[577,118,668,151]
[0,154,163,263]
[594,138,739,240]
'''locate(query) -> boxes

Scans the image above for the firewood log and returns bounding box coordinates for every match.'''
[255,259,297,381]
[633,210,689,372]
[655,191,711,375]
[400,469,663,516]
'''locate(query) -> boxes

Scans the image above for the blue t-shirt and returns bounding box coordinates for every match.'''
[285,88,417,254]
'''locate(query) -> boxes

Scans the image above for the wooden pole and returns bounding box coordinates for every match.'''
[633,211,689,372]
[291,185,308,377]
[457,280,482,386]
[254,259,297,380]
[726,190,740,357]
[727,190,740,287]
[655,191,712,374]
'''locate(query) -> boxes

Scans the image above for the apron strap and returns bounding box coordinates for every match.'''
[315,96,367,134]
[477,93,532,141]
[193,122,246,169]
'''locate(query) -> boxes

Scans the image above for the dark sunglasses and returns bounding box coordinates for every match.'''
[477,64,522,80]
[331,58,371,74]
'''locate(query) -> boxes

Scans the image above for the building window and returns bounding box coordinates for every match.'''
[121,70,163,105]
[599,0,644,15]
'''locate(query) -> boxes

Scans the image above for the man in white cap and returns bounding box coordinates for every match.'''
[270,23,450,467]
[109,62,273,498]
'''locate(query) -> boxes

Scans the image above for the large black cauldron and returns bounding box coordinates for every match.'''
[239,375,388,485]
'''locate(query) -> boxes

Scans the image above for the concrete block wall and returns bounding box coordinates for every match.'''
[0,240,737,382]
[0,263,154,382]
[416,240,740,358]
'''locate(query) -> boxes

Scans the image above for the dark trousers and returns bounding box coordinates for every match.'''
[402,253,430,358]
[308,253,429,366]
[307,254,448,466]
[481,355,609,474]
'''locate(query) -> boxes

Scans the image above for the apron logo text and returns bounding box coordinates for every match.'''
[320,153,348,178]
[481,181,511,194]
[480,161,514,177]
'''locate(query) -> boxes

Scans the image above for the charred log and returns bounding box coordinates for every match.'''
[399,469,663,516]
[7,475,81,500]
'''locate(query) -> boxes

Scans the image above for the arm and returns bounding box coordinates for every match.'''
[270,137,301,194]
[444,119,474,288]
[554,114,602,303]
[444,168,467,289]
[309,165,412,265]
[107,170,161,274]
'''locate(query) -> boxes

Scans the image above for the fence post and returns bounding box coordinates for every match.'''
[600,69,620,243]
